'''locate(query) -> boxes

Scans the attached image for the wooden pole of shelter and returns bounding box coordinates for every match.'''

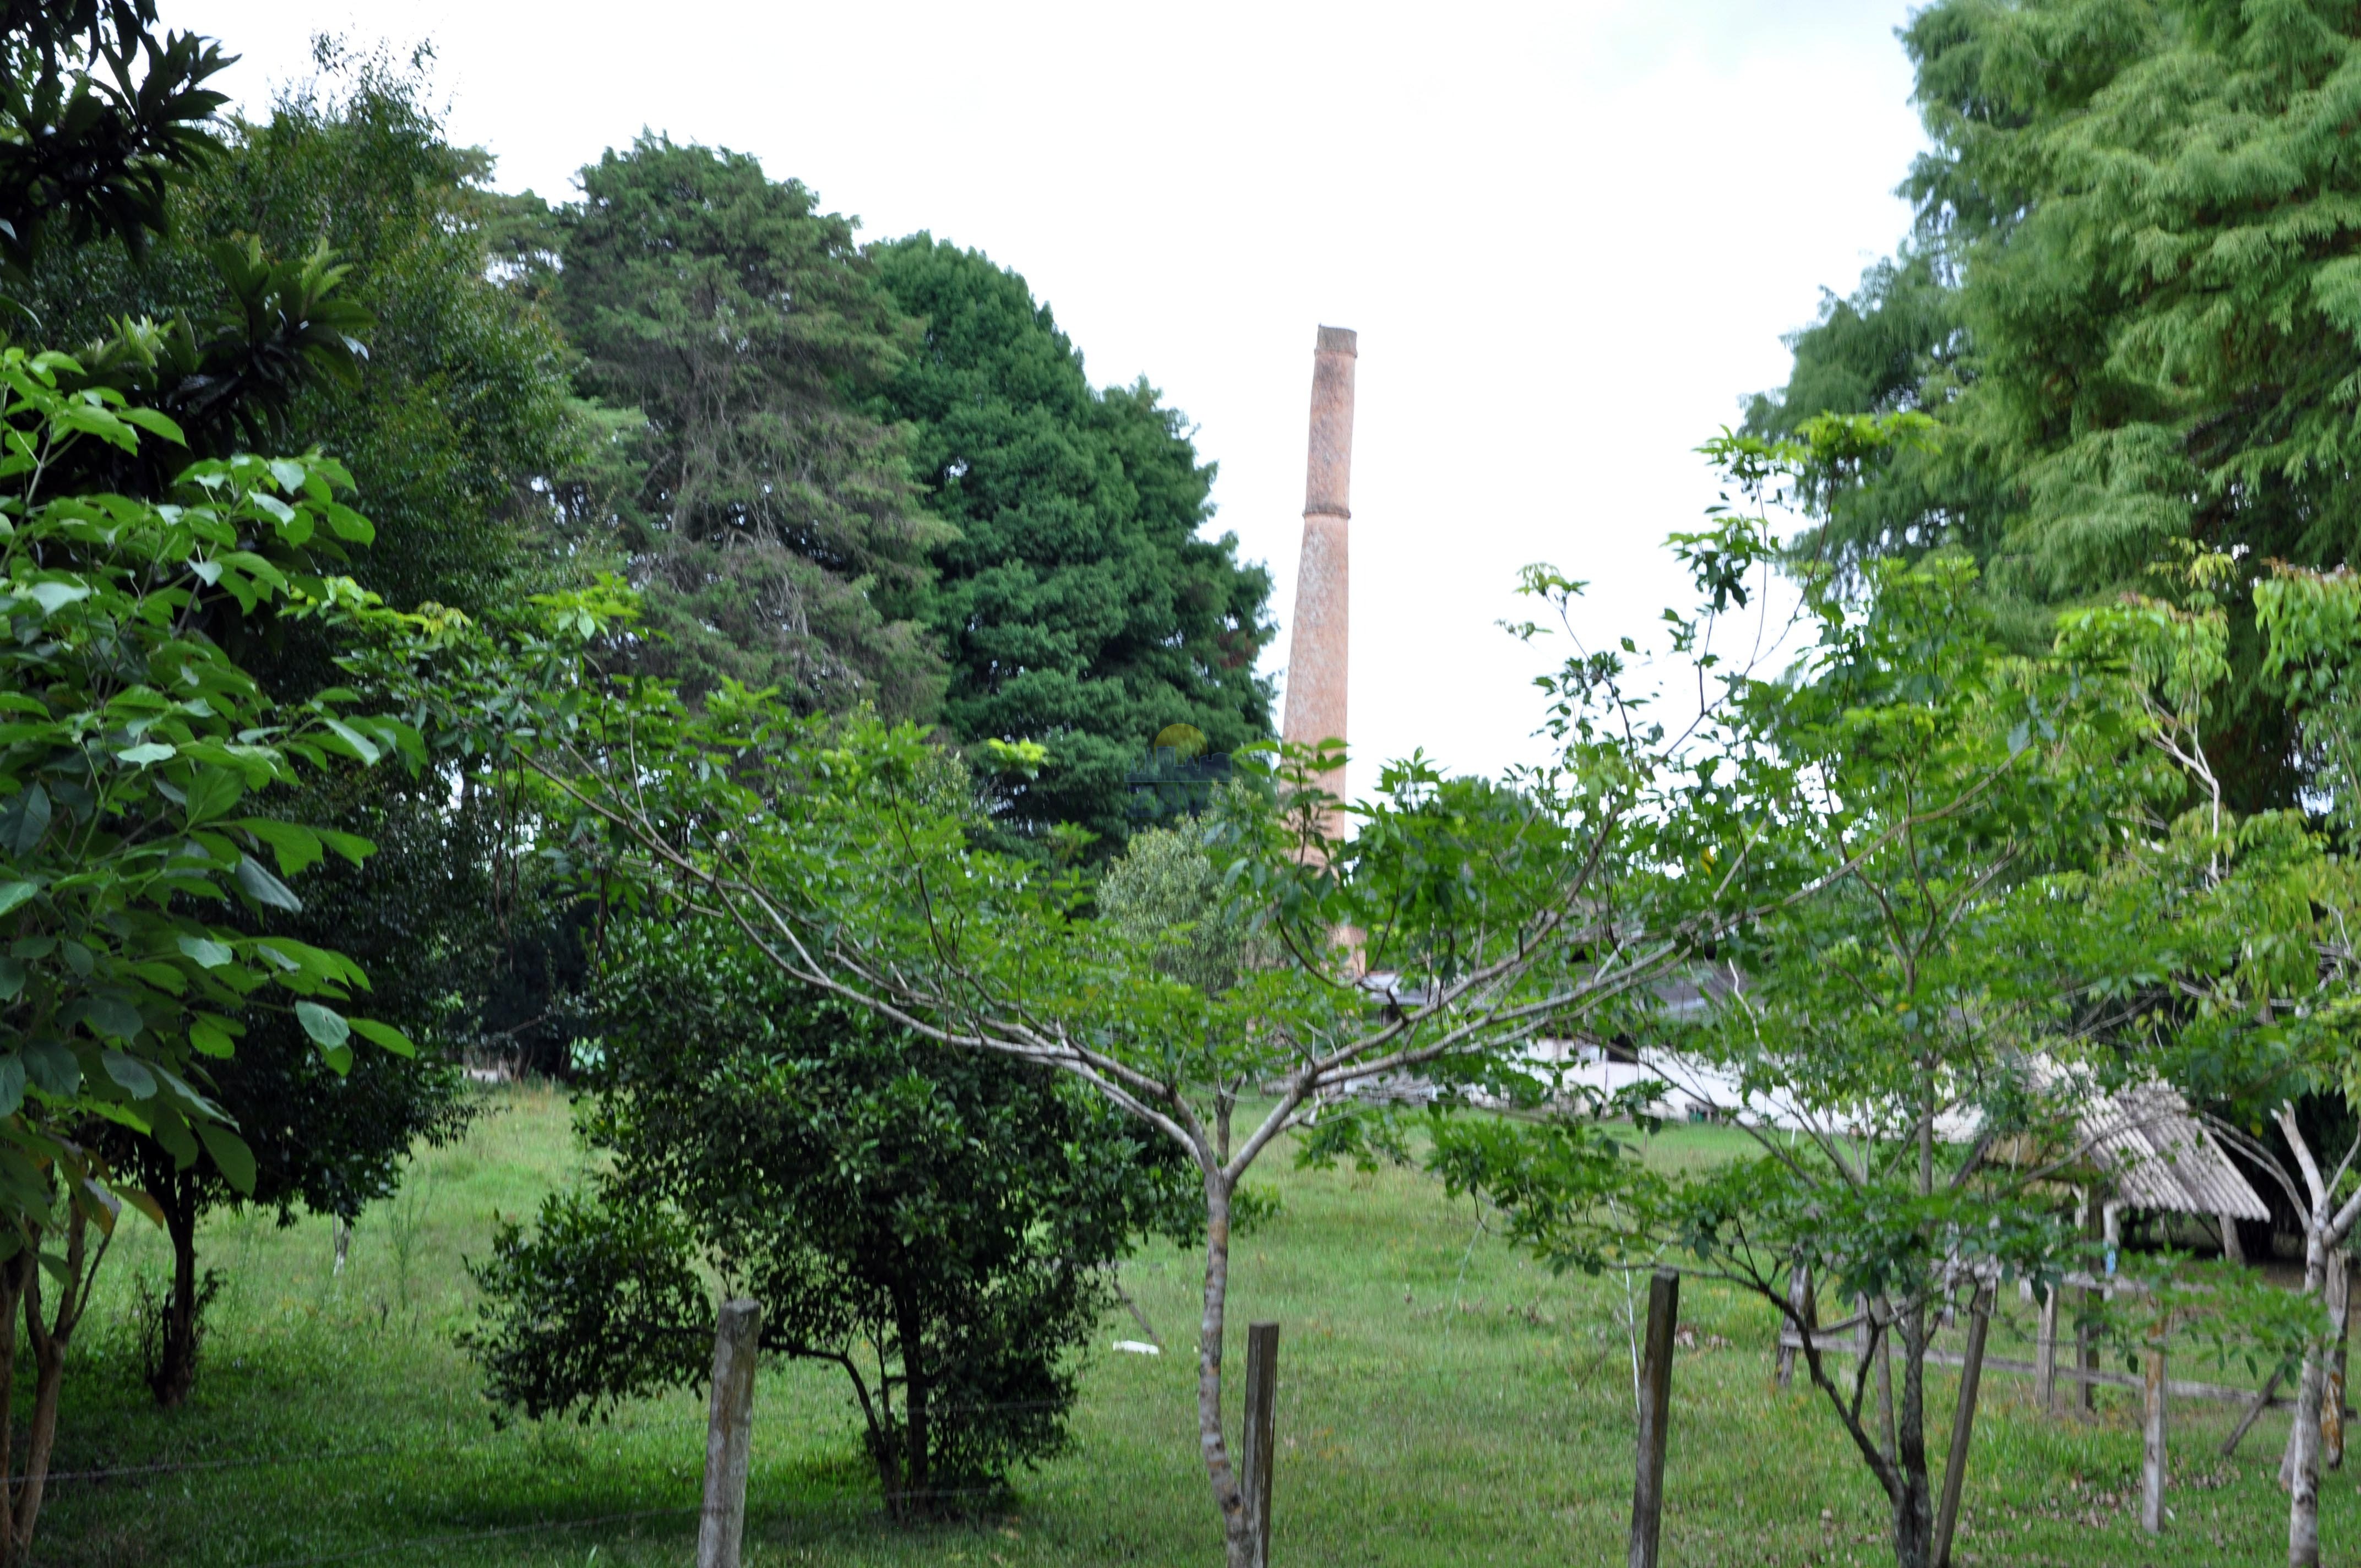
[1932,1289,1993,1568]
[2076,1193,2102,1417]
[1242,1321,1280,1568]
[2141,1339,2168,1535]
[1629,1268,1679,1568]
[697,1298,762,1568]
[2219,1212,2245,1266]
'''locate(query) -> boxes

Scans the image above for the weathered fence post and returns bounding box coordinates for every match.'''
[2075,1190,2100,1417]
[2141,1338,2167,1536]
[1242,1321,1280,1568]
[2327,1251,2351,1472]
[2034,1282,2058,1412]
[1776,1265,1810,1390]
[1932,1288,1993,1568]
[1629,1268,1679,1568]
[697,1298,762,1568]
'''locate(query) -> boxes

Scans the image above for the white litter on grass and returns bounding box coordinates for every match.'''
[1112,1340,1161,1355]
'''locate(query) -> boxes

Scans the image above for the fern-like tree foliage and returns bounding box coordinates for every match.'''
[1750,0,2361,808]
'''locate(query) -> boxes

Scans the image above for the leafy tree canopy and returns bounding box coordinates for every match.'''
[870,237,1272,849]
[1750,0,2361,808]
[26,40,574,625]
[465,917,1195,1515]
[516,137,949,717]
[11,44,567,1403]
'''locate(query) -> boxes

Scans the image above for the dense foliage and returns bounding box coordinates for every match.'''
[1750,0,2361,808]
[466,918,1193,1513]
[871,237,1272,848]
[505,137,947,716]
[12,51,575,1402]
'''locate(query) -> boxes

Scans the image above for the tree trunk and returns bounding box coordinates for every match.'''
[1196,1167,1253,1568]
[0,1252,23,1565]
[4,1202,88,1564]
[150,1169,200,1407]
[2287,1233,2331,1567]
[896,1293,932,1516]
[1885,1309,1935,1568]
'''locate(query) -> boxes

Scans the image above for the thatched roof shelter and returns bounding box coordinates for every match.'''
[2075,1079,2267,1224]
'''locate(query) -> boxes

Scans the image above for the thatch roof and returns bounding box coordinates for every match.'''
[2074,1079,2268,1222]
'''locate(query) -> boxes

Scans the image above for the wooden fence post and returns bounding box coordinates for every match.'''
[1629,1268,1680,1568]
[2141,1340,2167,1536]
[1242,1321,1280,1568]
[697,1298,762,1568]
[2034,1283,2058,1412]
[2075,1190,2100,1417]
[1932,1288,1993,1568]
[1776,1265,1809,1390]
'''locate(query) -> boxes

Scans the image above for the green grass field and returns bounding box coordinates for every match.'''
[22,1087,2347,1566]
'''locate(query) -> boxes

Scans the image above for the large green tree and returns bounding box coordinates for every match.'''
[1750,0,2361,808]
[14,46,566,1403]
[871,237,1273,848]
[519,137,949,717]
[465,916,1194,1517]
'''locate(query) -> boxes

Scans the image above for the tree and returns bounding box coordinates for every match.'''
[0,368,428,1558]
[100,770,478,1406]
[870,236,1273,849]
[1097,824,1249,996]
[1750,0,2361,809]
[17,46,575,1402]
[1415,421,2226,1568]
[520,137,948,717]
[0,0,229,273]
[464,916,1195,1515]
[26,38,574,625]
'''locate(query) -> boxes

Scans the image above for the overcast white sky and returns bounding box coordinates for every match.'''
[177,0,1924,786]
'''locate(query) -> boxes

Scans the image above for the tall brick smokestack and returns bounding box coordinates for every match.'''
[1281,326,1355,821]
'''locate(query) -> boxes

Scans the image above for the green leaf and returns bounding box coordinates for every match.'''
[316,829,374,866]
[348,1016,416,1058]
[22,1037,75,1096]
[233,819,323,878]
[176,934,234,968]
[0,957,20,1001]
[0,1057,25,1118]
[0,783,51,856]
[100,1050,155,1097]
[0,881,34,918]
[25,581,89,616]
[84,993,143,1041]
[115,742,175,767]
[233,854,302,913]
[117,407,186,446]
[193,1120,255,1195]
[296,1001,351,1050]
[188,1012,241,1058]
[320,718,381,766]
[181,766,244,825]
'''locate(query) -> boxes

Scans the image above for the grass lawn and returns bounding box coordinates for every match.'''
[23,1086,2344,1566]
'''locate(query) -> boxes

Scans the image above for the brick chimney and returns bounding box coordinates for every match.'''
[1280,325,1355,823]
